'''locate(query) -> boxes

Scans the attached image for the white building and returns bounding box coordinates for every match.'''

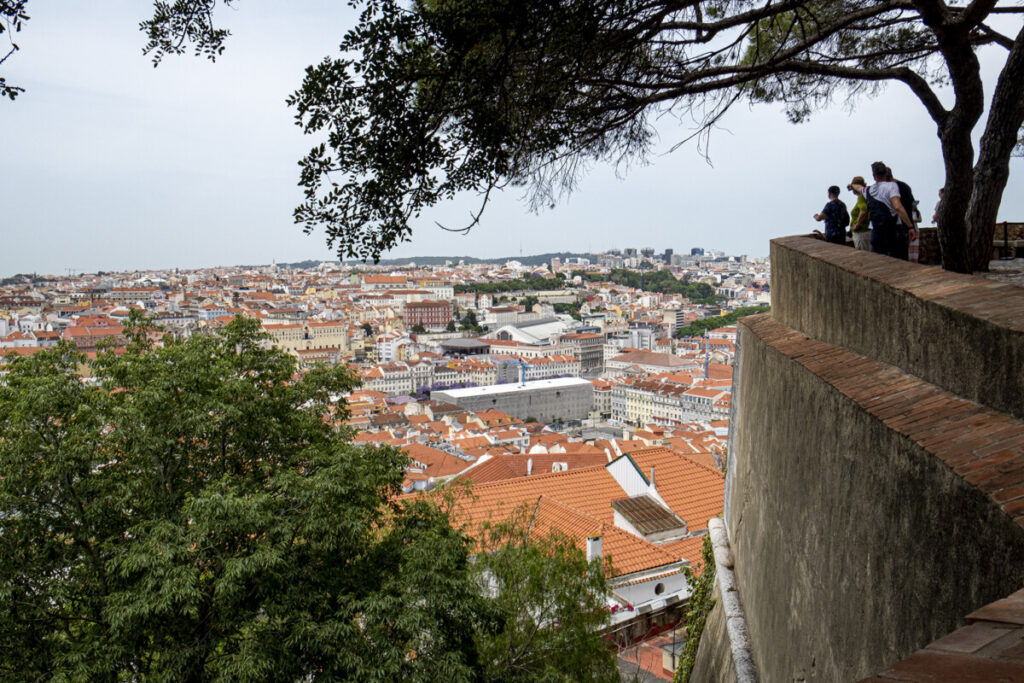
[433,377,594,423]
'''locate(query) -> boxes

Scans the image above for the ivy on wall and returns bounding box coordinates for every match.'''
[674,533,716,683]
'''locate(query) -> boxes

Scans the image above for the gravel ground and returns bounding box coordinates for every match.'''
[982,258,1024,288]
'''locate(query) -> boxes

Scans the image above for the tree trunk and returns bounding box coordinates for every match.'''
[936,114,977,274]
[919,12,986,274]
[966,24,1024,273]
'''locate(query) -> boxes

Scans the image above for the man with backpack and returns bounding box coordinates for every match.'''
[814,185,850,245]
[887,166,922,262]
[851,161,915,260]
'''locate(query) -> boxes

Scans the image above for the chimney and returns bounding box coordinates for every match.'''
[650,466,656,489]
[586,535,603,562]
[527,458,533,476]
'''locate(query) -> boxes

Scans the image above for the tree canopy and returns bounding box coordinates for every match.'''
[0,1,28,100]
[0,315,616,681]
[455,275,571,294]
[572,268,718,301]
[676,305,771,337]
[290,1,1024,271]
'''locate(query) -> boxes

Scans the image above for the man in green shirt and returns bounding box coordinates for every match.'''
[848,175,871,251]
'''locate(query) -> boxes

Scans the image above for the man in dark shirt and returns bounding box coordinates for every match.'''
[814,185,848,245]
[887,166,919,261]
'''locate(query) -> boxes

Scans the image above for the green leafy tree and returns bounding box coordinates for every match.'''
[362,321,373,335]
[459,310,483,332]
[154,0,1024,271]
[411,323,427,334]
[553,302,582,320]
[455,276,567,295]
[446,319,457,332]
[603,268,718,302]
[673,534,716,683]
[677,305,771,338]
[473,518,619,683]
[0,315,614,681]
[0,1,28,100]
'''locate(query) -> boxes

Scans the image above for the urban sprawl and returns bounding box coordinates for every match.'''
[0,246,769,660]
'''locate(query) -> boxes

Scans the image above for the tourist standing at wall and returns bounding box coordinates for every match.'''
[887,167,921,262]
[813,185,850,246]
[848,176,871,251]
[852,161,914,260]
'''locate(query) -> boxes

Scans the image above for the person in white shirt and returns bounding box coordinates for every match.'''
[850,161,914,259]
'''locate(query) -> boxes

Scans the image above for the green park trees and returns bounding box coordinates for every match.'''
[0,316,616,681]
[676,305,771,338]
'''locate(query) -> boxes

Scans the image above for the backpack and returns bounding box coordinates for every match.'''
[837,201,850,229]
[864,185,897,228]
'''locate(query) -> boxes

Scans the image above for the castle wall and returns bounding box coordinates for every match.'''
[693,238,1024,681]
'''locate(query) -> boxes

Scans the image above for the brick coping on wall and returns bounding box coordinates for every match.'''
[742,313,1024,531]
[861,588,1024,682]
[748,239,1024,680]
[773,236,1024,335]
[771,235,1024,422]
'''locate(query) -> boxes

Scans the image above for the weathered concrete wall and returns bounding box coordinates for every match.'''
[727,315,1024,680]
[710,239,1024,681]
[771,236,1024,421]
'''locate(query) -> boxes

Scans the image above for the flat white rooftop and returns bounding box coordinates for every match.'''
[436,377,592,398]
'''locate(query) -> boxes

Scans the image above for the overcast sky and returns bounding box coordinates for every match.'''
[2,2,1021,277]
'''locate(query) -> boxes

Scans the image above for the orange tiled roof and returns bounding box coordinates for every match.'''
[459,457,518,484]
[659,535,709,578]
[461,453,611,485]
[453,435,492,449]
[353,431,393,444]
[617,440,653,454]
[403,443,470,478]
[631,448,723,533]
[530,497,681,576]
[451,464,621,532]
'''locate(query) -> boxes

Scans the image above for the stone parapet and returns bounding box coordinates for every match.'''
[770,235,1024,421]
[694,238,1024,682]
[724,312,1024,680]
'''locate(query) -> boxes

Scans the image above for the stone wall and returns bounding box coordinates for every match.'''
[688,582,737,683]
[771,236,1024,421]
[692,237,1024,681]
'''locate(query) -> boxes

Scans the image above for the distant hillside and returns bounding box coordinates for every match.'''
[359,252,599,267]
[238,253,599,270]
[0,273,55,287]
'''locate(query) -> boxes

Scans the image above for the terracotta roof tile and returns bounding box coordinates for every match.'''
[631,448,724,532]
[530,498,682,577]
